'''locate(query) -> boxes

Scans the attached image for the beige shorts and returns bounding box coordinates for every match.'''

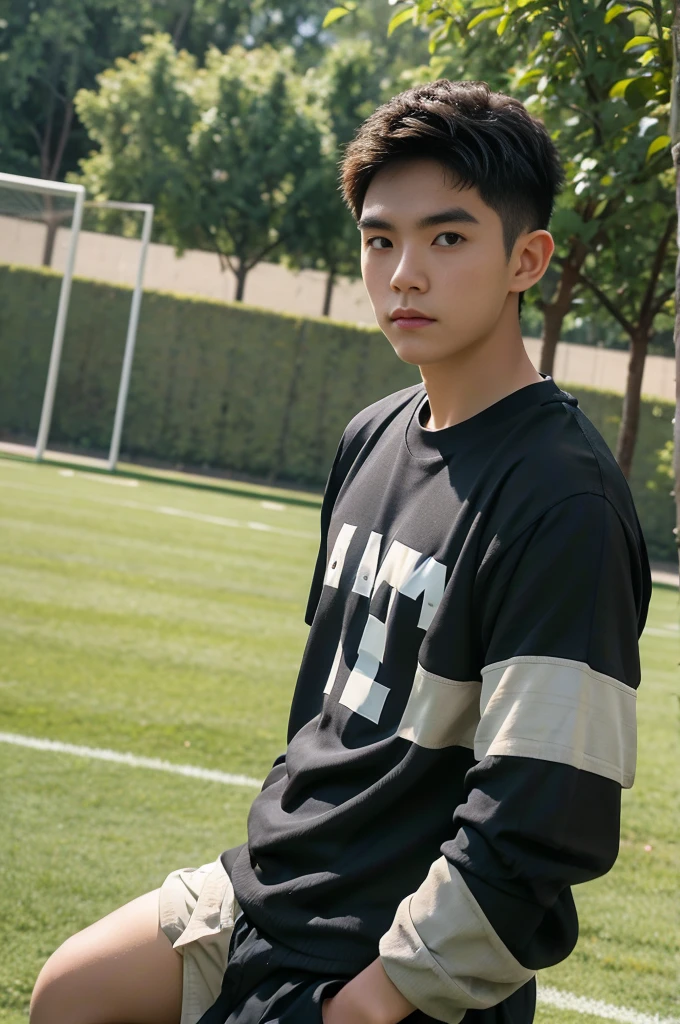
[159,857,241,1024]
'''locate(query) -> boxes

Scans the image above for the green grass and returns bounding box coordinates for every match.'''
[1,456,678,1023]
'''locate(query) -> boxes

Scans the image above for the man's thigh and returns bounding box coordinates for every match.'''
[30,887,183,1024]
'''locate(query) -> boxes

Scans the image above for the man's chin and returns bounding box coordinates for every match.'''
[383,331,448,367]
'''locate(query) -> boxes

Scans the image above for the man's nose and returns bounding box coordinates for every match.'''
[390,246,428,294]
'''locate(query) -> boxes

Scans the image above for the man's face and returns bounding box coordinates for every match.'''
[358,157,551,366]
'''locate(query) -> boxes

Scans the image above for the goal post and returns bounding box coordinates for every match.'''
[84,200,155,472]
[0,172,86,462]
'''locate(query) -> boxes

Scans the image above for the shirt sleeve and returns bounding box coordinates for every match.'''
[304,431,348,627]
[379,492,651,1023]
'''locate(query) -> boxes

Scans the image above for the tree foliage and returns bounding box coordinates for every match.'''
[73,33,198,240]
[0,0,331,185]
[341,0,676,478]
[283,39,387,314]
[186,43,326,298]
[0,0,151,181]
[75,34,327,300]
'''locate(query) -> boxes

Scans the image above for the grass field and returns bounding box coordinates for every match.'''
[1,455,678,1024]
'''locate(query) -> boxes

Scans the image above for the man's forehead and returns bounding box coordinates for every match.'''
[361,159,488,225]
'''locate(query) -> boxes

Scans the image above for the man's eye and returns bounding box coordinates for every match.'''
[366,236,392,249]
[434,232,463,247]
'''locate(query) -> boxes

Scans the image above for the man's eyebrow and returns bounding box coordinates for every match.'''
[357,215,394,230]
[417,207,481,229]
[357,207,481,231]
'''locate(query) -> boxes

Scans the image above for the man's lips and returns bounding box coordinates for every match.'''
[390,314,436,329]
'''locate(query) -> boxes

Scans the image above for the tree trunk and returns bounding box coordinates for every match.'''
[41,195,78,266]
[672,12,680,576]
[616,329,649,479]
[674,258,680,566]
[538,255,584,376]
[172,0,195,47]
[538,303,563,375]
[234,265,247,301]
[41,195,57,267]
[42,216,59,267]
[322,269,335,317]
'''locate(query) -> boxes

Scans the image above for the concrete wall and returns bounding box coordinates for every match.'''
[0,215,375,324]
[0,214,674,401]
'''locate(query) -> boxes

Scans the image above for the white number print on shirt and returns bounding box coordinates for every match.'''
[322,524,447,724]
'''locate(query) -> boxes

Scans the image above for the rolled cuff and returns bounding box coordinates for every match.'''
[379,857,535,1023]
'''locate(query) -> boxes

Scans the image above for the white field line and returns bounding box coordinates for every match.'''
[643,627,678,639]
[0,478,317,540]
[538,985,680,1024]
[1,475,676,590]
[135,500,316,539]
[0,732,263,788]
[1,463,677,1021]
[59,468,139,487]
[1,732,678,1024]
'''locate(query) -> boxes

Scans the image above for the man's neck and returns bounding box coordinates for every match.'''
[419,336,543,432]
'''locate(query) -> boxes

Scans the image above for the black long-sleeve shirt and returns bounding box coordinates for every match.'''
[223,373,652,1022]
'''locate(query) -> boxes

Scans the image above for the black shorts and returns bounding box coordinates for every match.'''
[196,913,536,1024]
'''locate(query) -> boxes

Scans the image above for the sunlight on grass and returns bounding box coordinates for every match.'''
[1,457,678,1021]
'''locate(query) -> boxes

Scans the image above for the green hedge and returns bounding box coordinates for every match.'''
[0,263,674,560]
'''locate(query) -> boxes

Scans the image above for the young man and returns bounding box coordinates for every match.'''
[31,79,652,1024]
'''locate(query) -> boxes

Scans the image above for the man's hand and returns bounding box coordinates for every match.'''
[321,957,415,1024]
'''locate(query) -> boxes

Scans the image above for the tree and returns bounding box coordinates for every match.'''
[274,0,433,315]
[347,0,674,480]
[73,33,199,244]
[554,173,675,477]
[187,43,327,300]
[148,0,333,66]
[0,0,332,258]
[669,1,679,575]
[282,141,361,316]
[75,35,327,301]
[282,39,386,316]
[322,0,430,86]
[453,1,672,381]
[0,0,149,181]
[0,0,155,262]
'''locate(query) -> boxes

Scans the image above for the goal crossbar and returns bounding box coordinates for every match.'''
[0,173,87,198]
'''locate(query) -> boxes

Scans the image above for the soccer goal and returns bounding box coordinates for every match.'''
[0,173,85,461]
[0,172,154,471]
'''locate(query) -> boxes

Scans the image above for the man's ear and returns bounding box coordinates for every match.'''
[510,230,555,295]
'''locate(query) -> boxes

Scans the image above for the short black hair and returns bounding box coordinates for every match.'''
[341,79,566,320]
